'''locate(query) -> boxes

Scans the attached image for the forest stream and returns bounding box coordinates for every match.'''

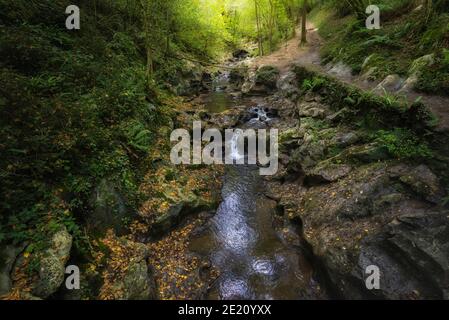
[188,71,325,300]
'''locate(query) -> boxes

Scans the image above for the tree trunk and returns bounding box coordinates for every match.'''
[255,0,264,56]
[268,0,275,53]
[300,0,307,45]
[139,0,153,84]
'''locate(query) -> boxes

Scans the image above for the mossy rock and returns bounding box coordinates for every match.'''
[255,65,280,89]
[409,54,435,76]
[32,227,72,298]
[343,143,390,163]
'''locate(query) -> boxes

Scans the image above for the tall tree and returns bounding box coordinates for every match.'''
[300,0,307,45]
[255,0,264,55]
[139,0,154,84]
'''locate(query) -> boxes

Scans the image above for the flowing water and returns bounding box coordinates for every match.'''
[189,76,325,300]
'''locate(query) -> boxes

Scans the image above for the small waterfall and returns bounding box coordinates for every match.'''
[230,131,244,161]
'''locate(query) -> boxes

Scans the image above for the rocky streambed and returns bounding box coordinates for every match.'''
[2,56,448,301]
[153,58,449,300]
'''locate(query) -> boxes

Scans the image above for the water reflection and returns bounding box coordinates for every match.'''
[194,165,317,300]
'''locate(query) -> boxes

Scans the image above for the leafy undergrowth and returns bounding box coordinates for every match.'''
[0,1,163,257]
[311,1,449,95]
[0,0,224,268]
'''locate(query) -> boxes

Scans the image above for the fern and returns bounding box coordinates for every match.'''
[125,121,152,153]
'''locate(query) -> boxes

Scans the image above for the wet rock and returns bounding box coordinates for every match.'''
[32,227,72,298]
[354,210,449,299]
[278,158,449,299]
[0,244,26,296]
[372,193,406,212]
[399,165,444,204]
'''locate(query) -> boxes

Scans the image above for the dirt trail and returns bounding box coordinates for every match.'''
[252,23,322,73]
[251,23,449,131]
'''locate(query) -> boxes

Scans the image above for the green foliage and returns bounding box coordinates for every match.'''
[225,0,297,54]
[373,129,433,159]
[313,0,449,92]
[124,120,153,153]
[415,48,449,95]
[0,0,170,249]
[302,76,326,92]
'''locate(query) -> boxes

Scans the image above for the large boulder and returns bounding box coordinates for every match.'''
[243,65,280,95]
[150,192,214,238]
[355,211,449,299]
[285,162,449,299]
[88,179,134,235]
[32,227,72,298]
